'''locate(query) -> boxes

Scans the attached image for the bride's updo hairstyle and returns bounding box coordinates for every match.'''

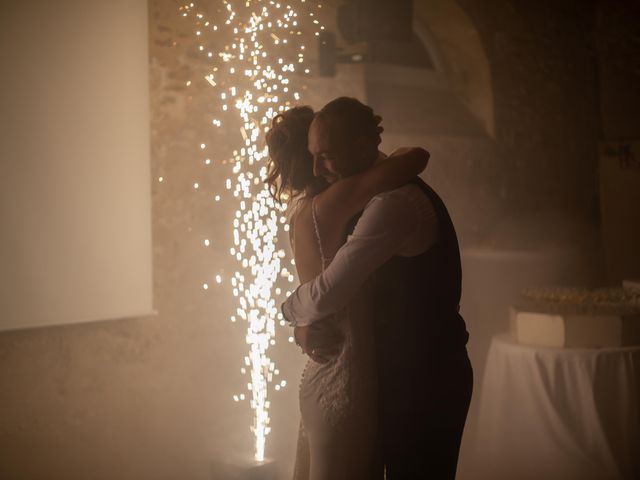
[265,105,315,203]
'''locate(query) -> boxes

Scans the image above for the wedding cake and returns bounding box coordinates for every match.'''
[509,284,640,348]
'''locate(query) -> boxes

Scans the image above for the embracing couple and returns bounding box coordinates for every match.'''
[266,97,473,480]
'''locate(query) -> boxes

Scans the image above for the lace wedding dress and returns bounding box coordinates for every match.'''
[292,199,380,480]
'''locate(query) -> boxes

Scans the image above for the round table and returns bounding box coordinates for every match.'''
[472,335,640,479]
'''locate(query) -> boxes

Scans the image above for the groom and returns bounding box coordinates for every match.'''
[282,97,473,479]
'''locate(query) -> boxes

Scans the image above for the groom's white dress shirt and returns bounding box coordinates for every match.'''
[283,182,439,327]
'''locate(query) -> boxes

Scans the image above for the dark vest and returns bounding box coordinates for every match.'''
[365,177,470,438]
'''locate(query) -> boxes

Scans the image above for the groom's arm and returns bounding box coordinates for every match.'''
[282,186,426,326]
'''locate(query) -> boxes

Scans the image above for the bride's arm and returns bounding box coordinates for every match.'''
[314,147,429,227]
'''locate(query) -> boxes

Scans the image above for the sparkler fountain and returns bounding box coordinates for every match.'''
[179,0,324,471]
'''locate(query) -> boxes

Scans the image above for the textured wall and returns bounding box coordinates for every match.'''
[596,0,640,141]
[595,0,640,284]
[454,0,602,251]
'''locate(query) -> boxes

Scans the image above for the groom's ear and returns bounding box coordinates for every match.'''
[354,135,376,162]
[353,135,368,153]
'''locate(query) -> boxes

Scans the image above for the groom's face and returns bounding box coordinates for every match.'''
[308,117,369,184]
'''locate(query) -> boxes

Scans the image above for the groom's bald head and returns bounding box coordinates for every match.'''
[315,97,380,148]
[308,97,381,182]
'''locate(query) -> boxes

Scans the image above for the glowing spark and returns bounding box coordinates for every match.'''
[205,75,217,87]
[181,0,324,462]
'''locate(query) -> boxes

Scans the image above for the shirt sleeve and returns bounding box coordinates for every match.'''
[282,187,421,327]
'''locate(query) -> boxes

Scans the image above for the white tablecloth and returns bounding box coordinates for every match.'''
[473,335,640,479]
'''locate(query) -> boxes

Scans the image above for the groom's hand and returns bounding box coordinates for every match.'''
[294,324,341,364]
[293,327,329,363]
[294,325,329,364]
[294,325,311,354]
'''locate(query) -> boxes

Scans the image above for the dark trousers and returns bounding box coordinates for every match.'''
[381,351,473,480]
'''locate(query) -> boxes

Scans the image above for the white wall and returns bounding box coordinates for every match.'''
[0,0,152,331]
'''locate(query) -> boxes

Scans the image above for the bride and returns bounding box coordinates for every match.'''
[265,104,429,480]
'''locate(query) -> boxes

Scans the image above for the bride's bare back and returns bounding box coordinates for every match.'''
[290,200,325,283]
